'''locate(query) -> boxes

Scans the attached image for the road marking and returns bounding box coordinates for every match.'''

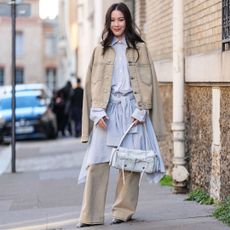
[17,153,83,172]
[0,213,111,230]
[0,212,80,230]
[0,218,78,230]
[0,146,11,175]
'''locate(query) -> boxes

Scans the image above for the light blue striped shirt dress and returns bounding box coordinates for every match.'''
[78,37,165,184]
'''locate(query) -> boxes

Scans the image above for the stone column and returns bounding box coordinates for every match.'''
[210,87,221,200]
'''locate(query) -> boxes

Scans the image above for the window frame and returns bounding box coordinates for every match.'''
[46,67,57,91]
[16,31,24,57]
[0,68,4,86]
[222,0,230,51]
[16,67,24,84]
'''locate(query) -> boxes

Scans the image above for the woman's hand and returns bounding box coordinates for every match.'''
[97,116,109,129]
[131,117,144,125]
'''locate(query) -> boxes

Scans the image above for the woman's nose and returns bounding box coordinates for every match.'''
[114,20,119,26]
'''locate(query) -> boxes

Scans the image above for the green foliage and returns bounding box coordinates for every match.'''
[160,175,172,186]
[186,189,214,205]
[213,197,230,226]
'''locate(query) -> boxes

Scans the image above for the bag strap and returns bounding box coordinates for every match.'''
[117,122,136,148]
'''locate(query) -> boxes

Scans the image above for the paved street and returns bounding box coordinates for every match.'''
[0,137,229,230]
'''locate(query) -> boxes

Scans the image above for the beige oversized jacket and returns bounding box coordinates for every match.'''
[81,42,165,143]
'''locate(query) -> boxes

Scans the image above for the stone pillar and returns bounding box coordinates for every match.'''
[172,0,189,193]
[210,87,221,200]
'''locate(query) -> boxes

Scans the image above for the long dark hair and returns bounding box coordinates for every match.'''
[101,2,144,55]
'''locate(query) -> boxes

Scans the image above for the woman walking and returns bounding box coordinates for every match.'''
[78,2,165,227]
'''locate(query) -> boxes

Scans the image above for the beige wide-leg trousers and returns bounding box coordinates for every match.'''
[79,163,140,224]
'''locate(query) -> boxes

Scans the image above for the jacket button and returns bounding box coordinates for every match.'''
[130,76,134,80]
[133,91,137,94]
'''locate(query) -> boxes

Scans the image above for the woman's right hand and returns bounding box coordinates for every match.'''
[97,116,109,129]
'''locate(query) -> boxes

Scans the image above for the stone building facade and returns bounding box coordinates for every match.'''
[57,0,77,88]
[0,0,58,91]
[135,0,230,200]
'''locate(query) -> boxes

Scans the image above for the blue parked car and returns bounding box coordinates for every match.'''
[0,90,57,143]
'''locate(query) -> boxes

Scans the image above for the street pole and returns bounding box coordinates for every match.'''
[11,0,16,173]
[0,0,31,173]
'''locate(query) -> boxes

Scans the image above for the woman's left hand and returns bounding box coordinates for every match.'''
[131,118,144,125]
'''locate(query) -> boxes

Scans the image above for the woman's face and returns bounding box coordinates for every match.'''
[110,10,126,40]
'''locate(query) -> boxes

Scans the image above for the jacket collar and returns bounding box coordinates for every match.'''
[111,36,127,46]
[106,37,139,63]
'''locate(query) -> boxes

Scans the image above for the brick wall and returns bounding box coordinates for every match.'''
[139,0,222,60]
[184,0,222,56]
[145,0,173,60]
[135,0,230,200]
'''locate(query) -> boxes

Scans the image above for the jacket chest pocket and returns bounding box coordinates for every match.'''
[136,64,152,85]
[91,63,106,83]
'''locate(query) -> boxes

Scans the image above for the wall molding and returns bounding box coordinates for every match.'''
[154,49,230,83]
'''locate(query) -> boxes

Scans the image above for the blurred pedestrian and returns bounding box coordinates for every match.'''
[77,2,165,228]
[71,78,83,137]
[49,89,57,111]
[52,90,65,137]
[59,81,73,136]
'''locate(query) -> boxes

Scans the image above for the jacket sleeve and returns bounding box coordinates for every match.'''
[146,45,166,140]
[90,108,107,125]
[81,48,96,143]
[131,108,148,122]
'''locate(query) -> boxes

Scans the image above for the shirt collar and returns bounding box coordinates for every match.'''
[111,36,127,46]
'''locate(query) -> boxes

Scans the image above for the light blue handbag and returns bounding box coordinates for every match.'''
[109,122,160,175]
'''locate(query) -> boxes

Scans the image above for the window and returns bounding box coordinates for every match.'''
[46,68,56,92]
[16,31,24,57]
[45,35,57,57]
[0,68,4,86]
[16,68,24,84]
[222,0,230,51]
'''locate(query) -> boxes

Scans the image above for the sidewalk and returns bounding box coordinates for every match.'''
[0,169,229,230]
[0,146,229,230]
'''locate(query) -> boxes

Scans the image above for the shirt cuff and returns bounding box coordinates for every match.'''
[90,108,107,125]
[131,108,148,122]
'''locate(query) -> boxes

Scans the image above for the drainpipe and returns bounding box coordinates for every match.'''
[94,0,103,45]
[172,0,189,193]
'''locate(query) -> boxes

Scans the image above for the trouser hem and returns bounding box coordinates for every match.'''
[112,210,134,221]
[79,218,104,225]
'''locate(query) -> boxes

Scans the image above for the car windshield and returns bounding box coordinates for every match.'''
[0,96,45,110]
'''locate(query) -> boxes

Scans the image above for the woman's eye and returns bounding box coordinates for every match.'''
[111,18,124,22]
